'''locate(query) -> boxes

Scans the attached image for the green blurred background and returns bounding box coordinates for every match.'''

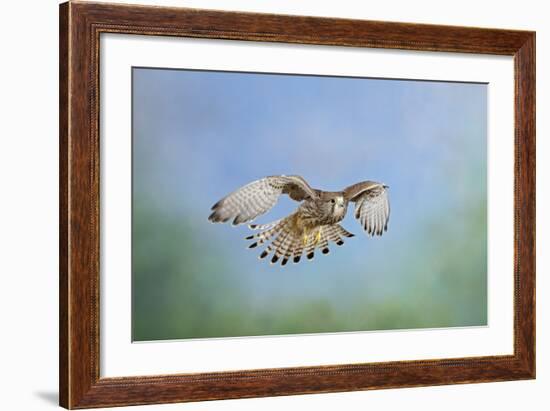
[132,68,487,341]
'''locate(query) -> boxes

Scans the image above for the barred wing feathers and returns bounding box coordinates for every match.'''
[344,181,390,236]
[208,175,317,226]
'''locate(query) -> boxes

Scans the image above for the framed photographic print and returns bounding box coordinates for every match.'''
[59,1,535,408]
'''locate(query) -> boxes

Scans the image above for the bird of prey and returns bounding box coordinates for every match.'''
[209,175,390,265]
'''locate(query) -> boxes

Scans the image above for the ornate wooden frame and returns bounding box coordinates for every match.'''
[59,1,535,408]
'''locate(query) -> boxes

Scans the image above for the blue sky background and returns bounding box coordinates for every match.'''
[132,67,487,341]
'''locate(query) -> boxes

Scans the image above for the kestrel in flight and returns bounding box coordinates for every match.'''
[209,175,390,265]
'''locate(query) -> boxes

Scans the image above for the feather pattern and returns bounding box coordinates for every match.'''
[345,182,390,236]
[210,175,390,265]
[246,220,353,265]
[209,175,317,225]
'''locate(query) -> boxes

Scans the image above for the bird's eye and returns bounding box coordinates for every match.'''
[330,199,335,204]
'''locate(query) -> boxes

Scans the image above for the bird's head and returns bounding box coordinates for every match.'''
[323,194,346,219]
[329,195,345,207]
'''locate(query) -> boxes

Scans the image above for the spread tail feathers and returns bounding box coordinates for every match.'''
[246,218,354,266]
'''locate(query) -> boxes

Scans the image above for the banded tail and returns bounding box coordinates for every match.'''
[246,217,354,266]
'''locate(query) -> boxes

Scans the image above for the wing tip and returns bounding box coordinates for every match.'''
[208,212,221,223]
[210,199,223,211]
[232,215,247,226]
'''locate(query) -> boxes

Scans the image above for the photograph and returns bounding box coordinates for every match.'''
[131,67,488,341]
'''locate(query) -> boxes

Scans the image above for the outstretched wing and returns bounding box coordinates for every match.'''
[344,181,390,236]
[209,175,317,225]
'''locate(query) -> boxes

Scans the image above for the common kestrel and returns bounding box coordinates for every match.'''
[209,175,390,265]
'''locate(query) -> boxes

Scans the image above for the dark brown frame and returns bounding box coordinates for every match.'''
[59,1,535,409]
